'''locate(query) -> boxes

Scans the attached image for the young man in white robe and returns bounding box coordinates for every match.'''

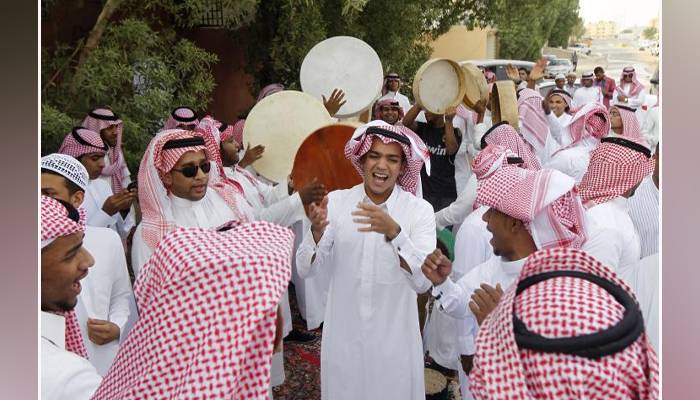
[41,154,134,376]
[422,145,587,400]
[579,136,655,275]
[612,66,647,108]
[296,121,435,400]
[542,89,574,158]
[572,71,603,108]
[41,195,102,399]
[81,107,132,195]
[628,143,659,258]
[378,72,412,115]
[58,127,136,240]
[543,103,610,183]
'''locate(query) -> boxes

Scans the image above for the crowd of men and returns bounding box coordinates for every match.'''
[41,59,660,400]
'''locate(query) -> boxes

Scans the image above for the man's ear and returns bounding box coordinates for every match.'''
[162,171,173,188]
[509,216,524,233]
[70,191,85,209]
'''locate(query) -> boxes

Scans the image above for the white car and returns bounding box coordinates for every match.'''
[461,59,535,81]
[545,59,573,79]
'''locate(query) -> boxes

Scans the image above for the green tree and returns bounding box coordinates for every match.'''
[642,26,658,40]
[547,0,580,48]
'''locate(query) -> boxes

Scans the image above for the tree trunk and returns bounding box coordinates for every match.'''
[73,0,123,78]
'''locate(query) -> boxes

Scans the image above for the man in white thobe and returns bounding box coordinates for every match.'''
[378,72,412,115]
[422,145,587,400]
[579,136,655,275]
[612,66,647,108]
[297,121,434,400]
[58,127,137,240]
[41,154,134,376]
[41,195,102,400]
[572,71,603,108]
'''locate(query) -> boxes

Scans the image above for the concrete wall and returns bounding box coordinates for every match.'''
[430,25,498,60]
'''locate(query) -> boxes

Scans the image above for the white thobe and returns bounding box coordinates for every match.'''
[435,174,478,230]
[619,253,659,353]
[432,256,526,399]
[291,220,331,330]
[543,136,597,184]
[612,83,647,108]
[83,179,135,239]
[296,184,435,400]
[380,91,412,116]
[641,106,659,150]
[453,113,473,196]
[75,226,134,376]
[131,189,252,275]
[41,312,102,400]
[627,175,659,258]
[572,86,603,108]
[582,197,641,274]
[97,149,132,189]
[224,166,304,228]
[564,84,577,97]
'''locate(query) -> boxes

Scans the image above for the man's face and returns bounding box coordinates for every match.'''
[100,125,118,148]
[220,138,241,167]
[548,95,567,117]
[177,123,198,131]
[519,69,529,81]
[567,75,576,85]
[582,78,593,88]
[79,152,106,180]
[482,207,518,258]
[555,78,565,89]
[387,79,400,92]
[41,232,93,312]
[361,139,404,198]
[162,150,209,201]
[380,106,400,125]
[609,107,623,130]
[595,71,605,81]
[41,173,84,208]
[623,73,634,83]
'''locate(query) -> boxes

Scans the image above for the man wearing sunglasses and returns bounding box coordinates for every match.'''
[612,66,647,108]
[58,127,137,240]
[378,72,412,115]
[130,129,255,276]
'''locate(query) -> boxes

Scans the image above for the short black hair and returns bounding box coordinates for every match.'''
[518,67,529,74]
[594,66,604,74]
[41,168,83,195]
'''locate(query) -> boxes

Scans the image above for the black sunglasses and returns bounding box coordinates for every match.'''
[172,161,211,178]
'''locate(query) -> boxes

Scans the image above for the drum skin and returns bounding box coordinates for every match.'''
[459,62,489,109]
[292,122,363,193]
[413,58,466,114]
[491,80,519,130]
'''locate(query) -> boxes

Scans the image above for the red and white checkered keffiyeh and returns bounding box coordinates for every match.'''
[456,103,479,125]
[546,89,573,112]
[257,83,285,102]
[81,107,129,193]
[481,122,541,170]
[41,195,90,359]
[162,107,199,131]
[229,119,246,145]
[617,66,645,98]
[578,137,655,207]
[92,222,294,399]
[553,102,610,156]
[475,165,586,249]
[611,105,648,146]
[518,88,549,149]
[469,247,659,400]
[344,120,430,195]
[138,129,248,250]
[58,127,107,159]
[373,98,405,122]
[471,144,515,180]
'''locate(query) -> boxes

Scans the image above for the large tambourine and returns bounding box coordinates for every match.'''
[300,36,384,118]
[491,80,519,130]
[292,122,363,193]
[413,58,467,114]
[459,62,489,109]
[243,90,332,183]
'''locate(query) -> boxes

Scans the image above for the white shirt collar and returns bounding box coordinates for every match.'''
[41,311,65,349]
[500,256,527,275]
[169,192,205,209]
[359,183,400,212]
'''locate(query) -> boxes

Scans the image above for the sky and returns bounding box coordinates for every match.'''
[579,0,660,28]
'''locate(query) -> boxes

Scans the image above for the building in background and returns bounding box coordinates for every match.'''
[585,21,618,39]
[430,25,499,60]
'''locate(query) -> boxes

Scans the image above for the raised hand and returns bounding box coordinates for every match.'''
[468,283,504,325]
[528,58,548,82]
[505,64,520,81]
[420,248,452,286]
[309,196,329,243]
[298,178,327,206]
[238,142,265,168]
[322,88,347,117]
[351,202,401,240]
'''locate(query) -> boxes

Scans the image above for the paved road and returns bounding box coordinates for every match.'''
[544,38,658,87]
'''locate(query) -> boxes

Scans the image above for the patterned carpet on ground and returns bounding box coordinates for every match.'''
[273,285,462,399]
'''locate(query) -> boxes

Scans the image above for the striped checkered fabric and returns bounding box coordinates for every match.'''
[81,107,129,193]
[470,247,659,400]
